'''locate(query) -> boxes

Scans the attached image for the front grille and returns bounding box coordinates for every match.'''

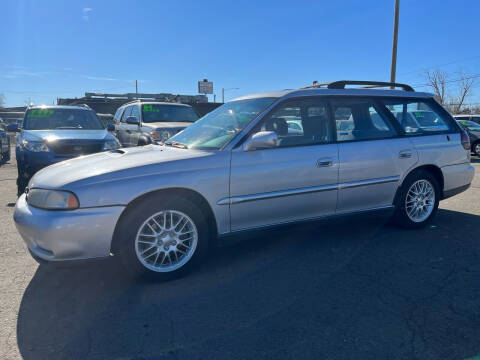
[49,141,103,155]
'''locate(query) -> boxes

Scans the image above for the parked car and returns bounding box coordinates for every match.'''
[113,101,199,147]
[0,119,11,164]
[14,80,474,281]
[456,119,480,156]
[454,114,480,125]
[14,105,120,195]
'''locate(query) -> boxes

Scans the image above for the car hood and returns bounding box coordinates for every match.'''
[142,122,193,129]
[22,129,112,142]
[29,144,214,189]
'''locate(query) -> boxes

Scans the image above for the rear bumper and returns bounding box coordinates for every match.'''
[14,194,125,262]
[441,163,475,199]
[442,184,471,199]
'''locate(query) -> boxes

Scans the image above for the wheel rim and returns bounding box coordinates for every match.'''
[135,210,198,272]
[405,179,435,223]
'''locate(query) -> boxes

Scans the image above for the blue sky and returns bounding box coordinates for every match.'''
[1,0,479,107]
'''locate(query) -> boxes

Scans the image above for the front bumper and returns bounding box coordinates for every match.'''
[14,194,125,262]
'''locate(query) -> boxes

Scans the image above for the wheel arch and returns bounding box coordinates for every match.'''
[137,134,152,146]
[111,187,218,254]
[393,164,444,206]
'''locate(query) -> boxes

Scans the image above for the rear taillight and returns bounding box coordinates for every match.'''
[461,129,471,150]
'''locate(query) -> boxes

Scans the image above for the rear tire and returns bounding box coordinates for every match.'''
[392,170,440,229]
[3,150,10,163]
[114,194,210,281]
[473,141,480,156]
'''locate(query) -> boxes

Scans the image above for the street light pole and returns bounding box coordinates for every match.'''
[222,87,240,103]
[390,0,400,84]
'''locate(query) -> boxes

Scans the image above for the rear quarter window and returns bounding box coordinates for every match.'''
[381,99,454,135]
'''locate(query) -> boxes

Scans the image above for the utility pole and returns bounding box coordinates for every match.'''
[135,80,138,98]
[390,0,400,84]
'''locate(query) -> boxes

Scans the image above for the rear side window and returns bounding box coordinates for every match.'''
[331,99,397,142]
[381,99,453,135]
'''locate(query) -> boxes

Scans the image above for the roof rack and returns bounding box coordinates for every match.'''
[76,103,92,109]
[302,80,414,92]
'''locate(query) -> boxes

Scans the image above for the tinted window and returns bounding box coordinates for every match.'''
[331,99,397,142]
[255,98,333,148]
[382,99,453,134]
[23,108,103,130]
[120,106,132,123]
[141,104,199,123]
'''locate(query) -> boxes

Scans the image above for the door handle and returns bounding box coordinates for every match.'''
[317,158,333,167]
[399,150,412,159]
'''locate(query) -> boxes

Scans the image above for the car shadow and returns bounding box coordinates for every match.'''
[17,209,480,359]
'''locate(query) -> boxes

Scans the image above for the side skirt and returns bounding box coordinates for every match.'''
[217,205,395,238]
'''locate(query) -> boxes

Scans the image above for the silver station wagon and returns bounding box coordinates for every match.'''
[14,80,475,280]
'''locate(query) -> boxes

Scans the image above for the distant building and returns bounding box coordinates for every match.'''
[58,92,222,117]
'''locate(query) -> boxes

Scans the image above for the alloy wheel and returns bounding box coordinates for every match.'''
[135,210,198,272]
[405,179,435,223]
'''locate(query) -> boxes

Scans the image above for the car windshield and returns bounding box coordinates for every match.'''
[141,104,199,123]
[23,108,103,130]
[458,120,480,131]
[165,97,276,149]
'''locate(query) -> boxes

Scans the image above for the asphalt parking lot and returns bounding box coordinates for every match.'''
[1,147,480,360]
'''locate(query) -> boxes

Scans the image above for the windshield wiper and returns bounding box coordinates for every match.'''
[164,141,188,149]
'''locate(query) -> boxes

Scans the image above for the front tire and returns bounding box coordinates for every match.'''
[392,170,440,229]
[17,163,29,196]
[115,194,210,281]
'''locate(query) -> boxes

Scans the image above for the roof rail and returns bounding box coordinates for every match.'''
[76,103,92,109]
[302,80,415,92]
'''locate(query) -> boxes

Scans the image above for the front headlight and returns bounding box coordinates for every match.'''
[22,139,49,152]
[151,130,172,142]
[26,189,79,210]
[103,139,119,150]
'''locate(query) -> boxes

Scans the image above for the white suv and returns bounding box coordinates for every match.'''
[113,101,199,147]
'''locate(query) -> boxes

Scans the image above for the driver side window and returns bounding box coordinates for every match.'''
[120,106,132,123]
[255,98,333,148]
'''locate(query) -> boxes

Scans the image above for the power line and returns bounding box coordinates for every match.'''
[411,72,480,88]
[398,55,480,76]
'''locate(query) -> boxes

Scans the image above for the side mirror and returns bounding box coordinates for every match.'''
[7,123,19,132]
[126,116,140,125]
[107,123,115,132]
[243,131,278,151]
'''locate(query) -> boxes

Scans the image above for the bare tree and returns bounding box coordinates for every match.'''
[450,71,475,114]
[425,69,447,104]
[0,94,5,108]
[424,69,475,113]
